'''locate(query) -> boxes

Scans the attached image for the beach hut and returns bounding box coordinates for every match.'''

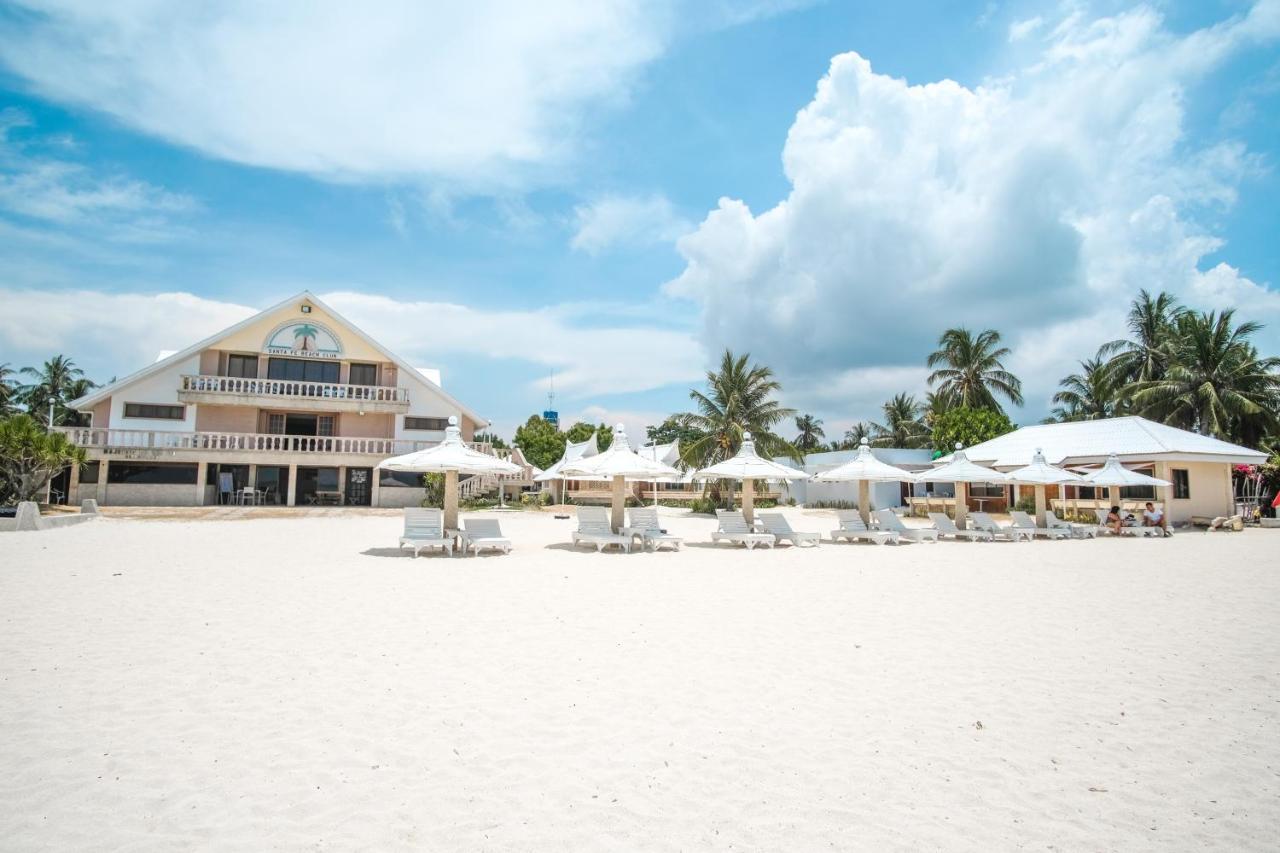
[559,424,680,530]
[377,416,522,530]
[917,444,1008,529]
[813,437,915,525]
[690,432,809,526]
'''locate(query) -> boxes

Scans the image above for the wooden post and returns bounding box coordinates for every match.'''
[444,469,459,530]
[1034,484,1047,527]
[286,464,298,507]
[857,480,870,526]
[610,475,626,531]
[955,482,968,529]
[741,478,755,526]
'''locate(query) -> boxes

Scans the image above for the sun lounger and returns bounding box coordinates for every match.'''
[1009,510,1070,540]
[461,518,512,556]
[970,511,1033,542]
[1047,511,1098,539]
[830,510,898,545]
[622,506,682,551]
[711,510,775,549]
[758,513,820,547]
[875,508,939,543]
[928,512,993,541]
[1094,508,1159,537]
[571,506,633,553]
[399,507,454,557]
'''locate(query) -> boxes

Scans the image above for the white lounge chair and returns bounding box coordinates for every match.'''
[1047,511,1098,539]
[1009,510,1070,540]
[399,507,454,557]
[830,510,898,545]
[461,518,512,556]
[711,510,775,549]
[928,512,993,542]
[622,506,682,551]
[875,508,939,543]
[571,506,632,553]
[1094,508,1158,537]
[971,511,1033,542]
[758,513,820,547]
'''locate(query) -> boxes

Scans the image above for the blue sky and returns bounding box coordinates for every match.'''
[0,0,1278,440]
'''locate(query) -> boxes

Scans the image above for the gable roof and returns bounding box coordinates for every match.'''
[69,290,488,427]
[944,416,1266,468]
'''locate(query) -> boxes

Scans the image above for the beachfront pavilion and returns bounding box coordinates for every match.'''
[938,416,1267,525]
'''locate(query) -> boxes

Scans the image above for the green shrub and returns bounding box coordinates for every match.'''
[420,473,444,508]
[1013,495,1037,515]
[688,496,718,514]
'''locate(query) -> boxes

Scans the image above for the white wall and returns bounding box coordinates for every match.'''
[108,355,200,436]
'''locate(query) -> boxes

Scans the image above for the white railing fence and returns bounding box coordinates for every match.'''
[180,374,408,404]
[56,426,498,458]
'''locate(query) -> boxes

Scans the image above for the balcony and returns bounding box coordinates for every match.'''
[58,426,495,462]
[177,374,409,413]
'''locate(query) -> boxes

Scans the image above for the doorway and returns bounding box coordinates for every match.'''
[346,467,372,506]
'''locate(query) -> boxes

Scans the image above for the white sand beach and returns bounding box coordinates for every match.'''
[2,508,1278,851]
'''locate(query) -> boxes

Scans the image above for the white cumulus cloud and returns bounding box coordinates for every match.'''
[665,2,1280,422]
[570,193,691,254]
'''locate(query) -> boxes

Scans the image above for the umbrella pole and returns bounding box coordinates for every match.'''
[444,469,459,531]
[858,480,870,526]
[741,477,754,526]
[1034,484,1047,528]
[955,482,969,529]
[611,475,626,531]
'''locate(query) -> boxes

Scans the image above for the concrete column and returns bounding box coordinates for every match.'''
[286,464,298,507]
[97,460,109,505]
[857,480,871,526]
[741,478,755,527]
[955,482,968,529]
[610,475,627,531]
[195,462,208,506]
[247,463,258,490]
[444,469,459,530]
[371,472,382,508]
[1108,485,1120,510]
[1034,484,1048,527]
[336,465,346,504]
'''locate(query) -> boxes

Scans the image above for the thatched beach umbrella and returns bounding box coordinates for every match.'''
[377,416,522,530]
[814,437,915,525]
[690,432,809,526]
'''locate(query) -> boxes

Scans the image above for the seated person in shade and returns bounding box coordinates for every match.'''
[1105,505,1124,535]
[1142,502,1168,534]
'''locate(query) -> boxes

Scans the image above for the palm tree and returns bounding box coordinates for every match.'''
[870,393,930,449]
[18,355,88,428]
[0,362,17,417]
[926,328,1023,412]
[921,390,953,429]
[1049,354,1117,422]
[842,421,871,448]
[676,350,798,469]
[793,414,825,453]
[1129,310,1280,442]
[1101,289,1184,388]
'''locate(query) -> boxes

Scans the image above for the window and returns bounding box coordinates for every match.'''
[80,461,100,484]
[1172,469,1190,500]
[123,402,185,420]
[266,414,285,434]
[317,416,335,437]
[405,416,449,431]
[970,483,1005,498]
[380,470,426,488]
[107,462,198,485]
[1119,485,1156,500]
[349,363,377,386]
[226,354,259,378]
[267,357,340,383]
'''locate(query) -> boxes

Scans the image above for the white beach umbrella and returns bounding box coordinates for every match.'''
[1080,453,1173,514]
[917,443,1009,528]
[534,433,599,504]
[691,432,809,525]
[814,437,914,525]
[1005,448,1084,525]
[559,424,681,529]
[377,416,522,530]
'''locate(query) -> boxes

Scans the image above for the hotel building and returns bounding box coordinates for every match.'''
[57,292,531,507]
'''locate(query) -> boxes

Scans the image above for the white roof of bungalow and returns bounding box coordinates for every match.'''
[940,416,1266,468]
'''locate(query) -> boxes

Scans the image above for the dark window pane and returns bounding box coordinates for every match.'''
[349,363,377,385]
[123,403,185,420]
[1173,469,1190,499]
[404,417,450,431]
[80,461,100,484]
[107,462,198,485]
[227,354,258,378]
[316,468,339,490]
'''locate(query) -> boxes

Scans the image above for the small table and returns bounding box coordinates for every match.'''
[313,490,343,505]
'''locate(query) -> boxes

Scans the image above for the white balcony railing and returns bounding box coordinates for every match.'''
[179,374,409,404]
[57,426,493,458]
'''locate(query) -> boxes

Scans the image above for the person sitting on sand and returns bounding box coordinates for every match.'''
[1142,502,1168,535]
[1105,505,1124,535]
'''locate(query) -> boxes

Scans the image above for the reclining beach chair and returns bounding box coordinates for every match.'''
[461,518,512,556]
[571,506,632,553]
[1094,508,1157,537]
[928,512,993,542]
[711,510,775,549]
[758,513,820,547]
[399,507,454,557]
[875,508,939,543]
[830,510,898,545]
[623,506,682,551]
[1047,511,1098,539]
[971,511,1033,542]
[1009,510,1070,540]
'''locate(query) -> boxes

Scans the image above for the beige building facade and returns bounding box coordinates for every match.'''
[59,292,522,508]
